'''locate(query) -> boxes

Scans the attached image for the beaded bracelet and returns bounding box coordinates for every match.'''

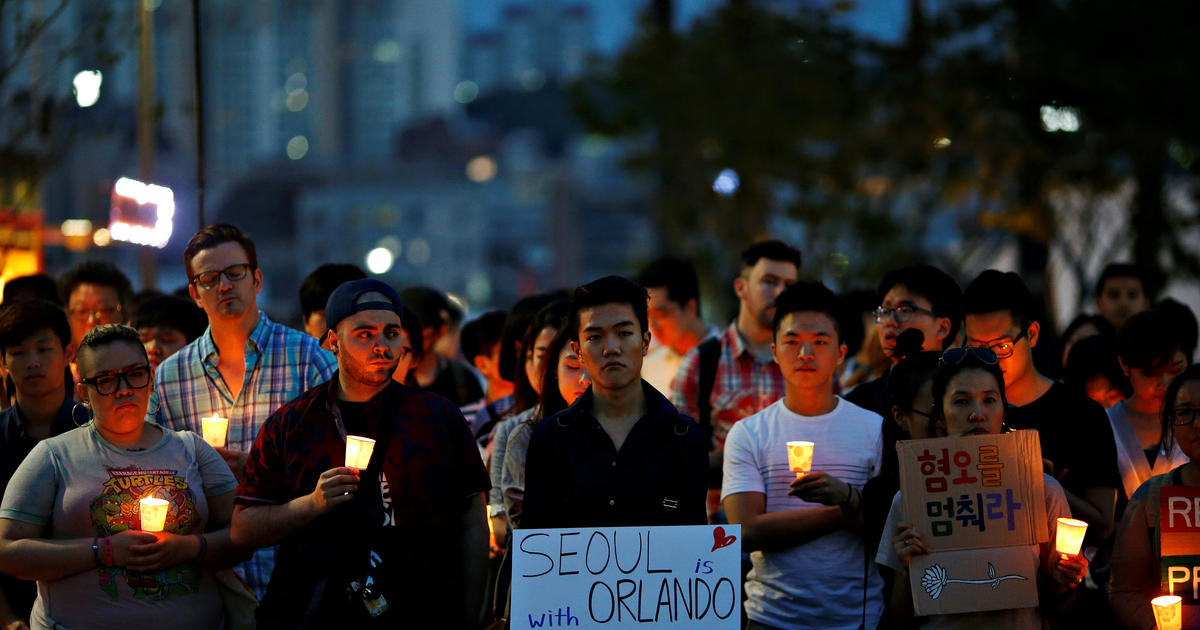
[91,538,101,567]
[103,536,113,567]
[194,533,207,561]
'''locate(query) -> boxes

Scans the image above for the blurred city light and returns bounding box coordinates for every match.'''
[60,219,93,237]
[110,177,174,248]
[466,155,498,182]
[92,227,112,247]
[454,81,480,104]
[285,72,307,93]
[933,137,952,149]
[373,40,403,64]
[407,238,431,265]
[72,70,102,107]
[377,236,402,257]
[713,168,740,196]
[286,90,309,112]
[520,68,546,91]
[287,135,309,160]
[365,247,394,274]
[1040,105,1080,133]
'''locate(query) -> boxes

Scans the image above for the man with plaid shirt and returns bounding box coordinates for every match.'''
[150,224,337,598]
[670,240,801,519]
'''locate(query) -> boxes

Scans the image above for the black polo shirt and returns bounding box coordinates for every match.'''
[0,397,76,622]
[521,381,708,530]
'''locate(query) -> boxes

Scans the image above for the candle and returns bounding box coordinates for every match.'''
[139,497,169,533]
[201,415,229,448]
[345,435,376,470]
[1152,595,1182,630]
[787,441,814,478]
[1054,517,1088,558]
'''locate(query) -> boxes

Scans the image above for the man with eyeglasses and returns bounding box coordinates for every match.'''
[963,270,1119,543]
[669,240,801,521]
[150,223,337,599]
[58,261,134,372]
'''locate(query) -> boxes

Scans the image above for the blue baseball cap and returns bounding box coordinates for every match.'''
[324,278,404,335]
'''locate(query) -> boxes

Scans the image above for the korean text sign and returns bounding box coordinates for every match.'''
[1160,485,1200,611]
[897,430,1048,615]
[511,525,741,629]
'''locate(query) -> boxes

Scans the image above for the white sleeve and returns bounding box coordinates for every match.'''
[875,492,905,572]
[720,420,764,499]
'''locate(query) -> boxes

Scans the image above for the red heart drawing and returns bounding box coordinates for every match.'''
[711,526,737,552]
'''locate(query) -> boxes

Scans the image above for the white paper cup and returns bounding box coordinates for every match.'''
[139,497,169,532]
[1055,517,1088,558]
[787,441,814,478]
[1152,595,1182,630]
[345,435,376,470]
[201,415,228,448]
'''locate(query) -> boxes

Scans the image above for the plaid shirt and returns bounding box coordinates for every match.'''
[669,322,785,451]
[150,311,337,597]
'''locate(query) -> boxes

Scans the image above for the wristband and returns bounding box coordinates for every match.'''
[839,486,859,509]
[194,533,207,561]
[91,538,101,567]
[103,536,113,567]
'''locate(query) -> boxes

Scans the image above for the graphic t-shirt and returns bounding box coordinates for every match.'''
[721,397,885,630]
[0,423,237,630]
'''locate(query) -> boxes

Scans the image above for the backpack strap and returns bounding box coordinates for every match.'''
[696,337,721,443]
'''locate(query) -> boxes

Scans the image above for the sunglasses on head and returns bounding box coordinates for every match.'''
[939,346,1000,367]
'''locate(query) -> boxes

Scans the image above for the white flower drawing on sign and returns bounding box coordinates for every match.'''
[920,563,1029,600]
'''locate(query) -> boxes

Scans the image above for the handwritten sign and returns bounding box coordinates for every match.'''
[511,525,741,629]
[897,430,1047,615]
[1160,485,1200,623]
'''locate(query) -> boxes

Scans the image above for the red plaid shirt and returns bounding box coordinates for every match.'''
[669,323,786,451]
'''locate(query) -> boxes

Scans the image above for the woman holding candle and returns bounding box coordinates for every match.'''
[0,324,245,630]
[876,346,1089,628]
[1110,364,1200,630]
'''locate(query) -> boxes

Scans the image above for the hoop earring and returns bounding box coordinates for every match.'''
[71,402,93,428]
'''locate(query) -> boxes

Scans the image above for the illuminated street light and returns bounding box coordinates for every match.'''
[366,248,394,274]
[1040,105,1080,133]
[73,70,103,107]
[110,177,174,248]
[713,168,740,196]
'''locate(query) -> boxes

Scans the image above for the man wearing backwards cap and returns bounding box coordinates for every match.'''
[231,279,490,629]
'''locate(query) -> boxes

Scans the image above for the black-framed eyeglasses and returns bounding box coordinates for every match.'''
[67,304,122,322]
[1171,407,1200,427]
[192,263,253,291]
[80,365,151,396]
[874,303,936,324]
[940,346,1000,367]
[979,329,1028,359]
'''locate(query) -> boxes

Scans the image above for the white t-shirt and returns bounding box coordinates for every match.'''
[874,474,1071,630]
[722,397,885,630]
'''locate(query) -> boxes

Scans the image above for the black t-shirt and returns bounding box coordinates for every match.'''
[1009,382,1121,496]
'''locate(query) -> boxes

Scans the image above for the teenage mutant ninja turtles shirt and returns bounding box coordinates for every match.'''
[0,422,237,630]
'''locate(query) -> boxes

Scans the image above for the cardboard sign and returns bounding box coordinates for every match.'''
[897,430,1048,615]
[511,525,741,629]
[1160,486,1200,611]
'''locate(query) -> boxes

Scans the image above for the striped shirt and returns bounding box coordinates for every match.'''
[669,322,786,451]
[149,311,337,597]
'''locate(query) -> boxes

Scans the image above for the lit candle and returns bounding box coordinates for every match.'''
[786,441,814,478]
[139,497,169,533]
[1152,595,1182,630]
[345,435,376,470]
[1054,517,1088,558]
[201,414,229,448]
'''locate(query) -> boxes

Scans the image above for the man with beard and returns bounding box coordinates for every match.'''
[670,240,800,519]
[232,279,489,629]
[151,224,337,597]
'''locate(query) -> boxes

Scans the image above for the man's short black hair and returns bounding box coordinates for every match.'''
[569,276,649,339]
[637,256,701,318]
[963,270,1036,330]
[771,281,843,341]
[878,264,963,349]
[59,261,134,309]
[1117,306,1191,371]
[130,295,208,343]
[0,299,71,354]
[1063,335,1131,399]
[4,274,62,306]
[1156,298,1198,361]
[1096,263,1153,299]
[460,310,508,362]
[398,286,451,329]
[740,240,801,271]
[184,223,258,281]
[299,263,367,319]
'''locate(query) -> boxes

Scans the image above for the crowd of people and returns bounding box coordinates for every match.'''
[0,222,1194,629]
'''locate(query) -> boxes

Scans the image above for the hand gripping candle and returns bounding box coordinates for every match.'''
[1054,517,1088,558]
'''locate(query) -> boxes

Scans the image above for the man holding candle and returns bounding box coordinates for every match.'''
[231,278,490,629]
[722,281,885,630]
[150,224,337,598]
